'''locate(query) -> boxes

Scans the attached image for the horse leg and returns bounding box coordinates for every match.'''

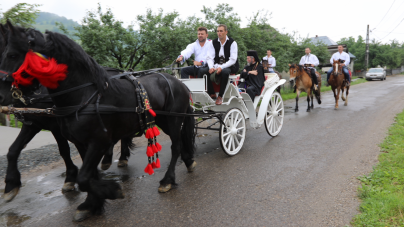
[4,124,41,202]
[51,129,79,192]
[180,106,197,172]
[341,87,346,101]
[306,89,311,112]
[74,142,124,222]
[118,137,133,167]
[310,90,314,109]
[344,86,349,106]
[158,117,183,193]
[335,87,341,109]
[332,88,338,109]
[295,90,300,112]
[100,145,113,170]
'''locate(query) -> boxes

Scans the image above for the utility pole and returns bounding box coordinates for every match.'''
[364,24,370,75]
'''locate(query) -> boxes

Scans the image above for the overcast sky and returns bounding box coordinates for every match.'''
[1,0,403,44]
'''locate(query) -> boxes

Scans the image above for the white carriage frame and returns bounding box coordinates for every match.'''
[181,74,286,128]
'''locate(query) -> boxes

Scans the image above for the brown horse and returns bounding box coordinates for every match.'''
[329,60,349,109]
[288,64,321,112]
[262,59,282,93]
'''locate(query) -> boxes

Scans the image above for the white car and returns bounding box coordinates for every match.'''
[366,68,386,81]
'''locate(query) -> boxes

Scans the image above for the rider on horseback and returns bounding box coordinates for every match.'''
[326,45,351,86]
[262,49,276,73]
[299,47,319,91]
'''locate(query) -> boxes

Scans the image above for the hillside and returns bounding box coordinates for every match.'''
[34,12,79,34]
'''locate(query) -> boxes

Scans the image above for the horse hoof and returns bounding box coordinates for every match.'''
[306,109,311,112]
[115,189,125,199]
[158,184,172,193]
[295,109,299,112]
[74,210,91,222]
[62,182,75,192]
[117,160,128,167]
[187,161,197,173]
[3,187,20,202]
[100,163,111,170]
[318,100,322,104]
[344,103,348,106]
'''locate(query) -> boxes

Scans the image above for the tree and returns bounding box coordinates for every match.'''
[0,3,41,27]
[59,4,144,69]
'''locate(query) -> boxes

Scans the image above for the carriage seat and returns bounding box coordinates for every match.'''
[236,73,275,96]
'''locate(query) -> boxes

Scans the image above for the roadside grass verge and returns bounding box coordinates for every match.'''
[352,110,404,226]
[281,77,367,101]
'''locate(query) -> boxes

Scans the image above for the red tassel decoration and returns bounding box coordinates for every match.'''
[149,109,157,117]
[153,126,160,136]
[155,158,161,168]
[12,50,68,89]
[146,145,154,157]
[151,144,158,154]
[151,161,157,169]
[145,128,154,139]
[144,163,154,175]
[156,142,162,152]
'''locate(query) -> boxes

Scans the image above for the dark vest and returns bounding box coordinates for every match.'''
[212,37,239,74]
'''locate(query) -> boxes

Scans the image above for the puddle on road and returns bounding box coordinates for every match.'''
[0,211,31,227]
[100,172,130,183]
[197,134,209,137]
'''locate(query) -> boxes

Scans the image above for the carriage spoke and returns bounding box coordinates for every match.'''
[234,135,240,146]
[223,131,231,137]
[224,133,231,145]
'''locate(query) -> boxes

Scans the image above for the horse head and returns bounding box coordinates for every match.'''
[332,59,342,77]
[0,21,44,105]
[262,59,269,71]
[288,63,300,87]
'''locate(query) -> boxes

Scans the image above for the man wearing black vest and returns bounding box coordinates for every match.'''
[200,24,239,105]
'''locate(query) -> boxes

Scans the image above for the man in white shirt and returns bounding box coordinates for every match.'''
[200,24,239,105]
[262,49,276,73]
[299,47,320,90]
[176,27,211,79]
[326,45,351,86]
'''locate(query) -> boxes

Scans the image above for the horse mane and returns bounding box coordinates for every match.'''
[43,31,110,93]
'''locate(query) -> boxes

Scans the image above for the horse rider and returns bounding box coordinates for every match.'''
[326,44,351,86]
[176,27,211,78]
[299,47,319,90]
[238,50,265,102]
[200,24,239,105]
[262,49,276,73]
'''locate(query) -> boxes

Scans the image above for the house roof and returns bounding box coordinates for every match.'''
[309,36,338,46]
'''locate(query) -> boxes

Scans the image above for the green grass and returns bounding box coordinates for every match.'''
[8,114,23,128]
[281,77,367,101]
[351,110,404,226]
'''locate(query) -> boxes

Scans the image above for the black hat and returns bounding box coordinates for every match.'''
[247,50,259,62]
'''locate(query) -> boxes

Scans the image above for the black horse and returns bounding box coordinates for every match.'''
[0,24,132,202]
[0,21,196,221]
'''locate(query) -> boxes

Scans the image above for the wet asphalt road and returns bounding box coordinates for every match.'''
[1,75,404,227]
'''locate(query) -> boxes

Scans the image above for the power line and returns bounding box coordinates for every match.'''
[380,17,404,40]
[374,0,396,29]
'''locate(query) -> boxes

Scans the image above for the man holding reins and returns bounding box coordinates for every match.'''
[326,45,351,86]
[176,27,211,78]
[299,47,319,90]
[200,24,239,105]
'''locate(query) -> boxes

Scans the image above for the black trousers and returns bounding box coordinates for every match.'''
[199,67,230,97]
[309,68,318,85]
[238,82,260,102]
[180,66,201,79]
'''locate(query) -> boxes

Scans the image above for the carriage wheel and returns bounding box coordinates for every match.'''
[265,91,284,137]
[219,108,246,156]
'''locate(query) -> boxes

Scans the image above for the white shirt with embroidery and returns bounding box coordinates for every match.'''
[330,51,350,65]
[299,54,319,68]
[206,36,238,69]
[179,39,211,67]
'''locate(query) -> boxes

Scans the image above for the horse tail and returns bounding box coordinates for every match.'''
[181,105,196,162]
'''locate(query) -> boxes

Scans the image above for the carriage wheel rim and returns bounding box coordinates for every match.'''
[220,108,246,155]
[266,92,284,136]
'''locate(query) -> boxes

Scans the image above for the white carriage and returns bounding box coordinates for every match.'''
[181,73,286,156]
